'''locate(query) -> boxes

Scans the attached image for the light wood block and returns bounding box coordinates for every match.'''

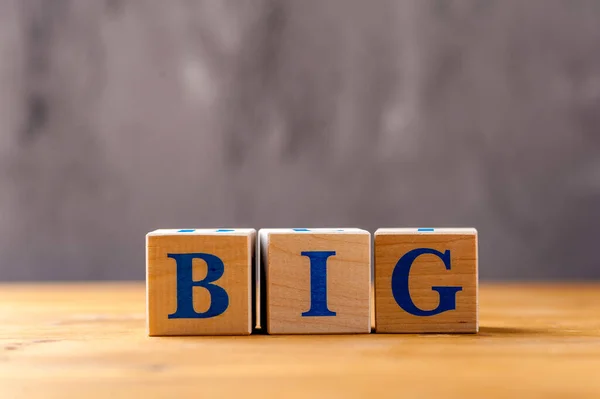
[374,228,478,333]
[259,228,371,334]
[146,228,255,336]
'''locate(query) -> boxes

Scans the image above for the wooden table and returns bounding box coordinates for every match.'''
[1,283,599,398]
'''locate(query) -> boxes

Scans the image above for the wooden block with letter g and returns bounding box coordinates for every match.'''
[146,228,255,336]
[259,228,371,334]
[374,228,478,333]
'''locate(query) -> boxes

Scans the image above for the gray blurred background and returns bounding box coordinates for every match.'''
[0,0,599,281]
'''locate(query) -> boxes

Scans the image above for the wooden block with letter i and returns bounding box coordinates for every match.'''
[146,228,255,336]
[259,228,371,334]
[374,228,478,333]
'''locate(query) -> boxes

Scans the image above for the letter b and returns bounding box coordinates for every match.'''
[167,253,229,319]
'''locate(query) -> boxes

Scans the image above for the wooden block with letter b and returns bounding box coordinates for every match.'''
[374,228,478,333]
[259,228,371,334]
[146,228,255,336]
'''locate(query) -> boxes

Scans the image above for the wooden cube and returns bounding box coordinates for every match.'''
[374,228,478,333]
[259,228,371,334]
[146,228,255,336]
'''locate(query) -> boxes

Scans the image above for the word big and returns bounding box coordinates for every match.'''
[146,228,478,336]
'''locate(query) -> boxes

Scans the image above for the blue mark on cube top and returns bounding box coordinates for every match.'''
[216,229,234,232]
[417,228,435,232]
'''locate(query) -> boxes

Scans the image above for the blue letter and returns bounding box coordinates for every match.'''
[391,248,462,316]
[301,251,337,317]
[167,253,229,319]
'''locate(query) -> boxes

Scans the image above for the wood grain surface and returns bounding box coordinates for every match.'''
[1,283,600,398]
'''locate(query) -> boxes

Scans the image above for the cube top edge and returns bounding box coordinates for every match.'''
[258,228,369,235]
[146,228,256,237]
[375,227,477,235]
